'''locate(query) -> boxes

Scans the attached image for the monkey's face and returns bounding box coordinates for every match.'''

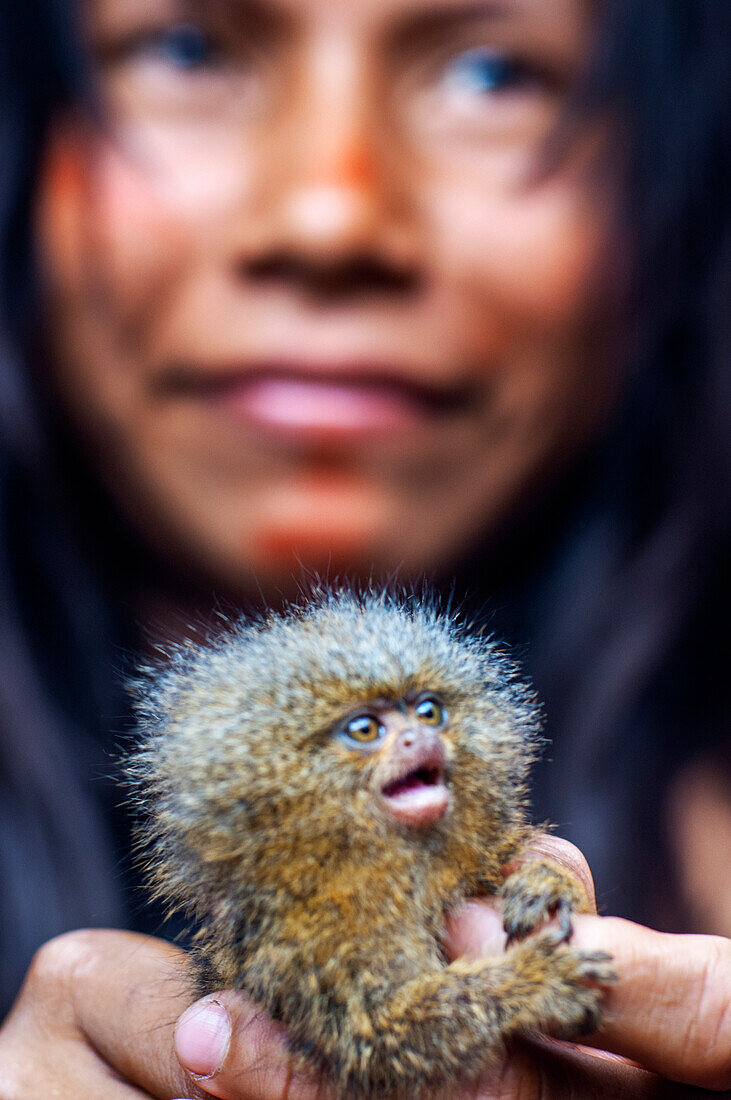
[137,593,538,884]
[332,693,453,829]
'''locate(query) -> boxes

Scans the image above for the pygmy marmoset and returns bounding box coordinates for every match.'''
[132,588,615,1098]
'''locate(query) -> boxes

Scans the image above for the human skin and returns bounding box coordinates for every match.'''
[38,0,617,598]
[0,837,728,1098]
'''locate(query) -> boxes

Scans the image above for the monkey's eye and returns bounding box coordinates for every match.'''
[413,694,447,728]
[339,712,386,746]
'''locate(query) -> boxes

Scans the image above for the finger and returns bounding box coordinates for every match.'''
[445,900,731,1091]
[0,1038,154,1100]
[570,915,731,1091]
[445,898,507,958]
[61,932,325,1100]
[175,992,333,1100]
[0,992,154,1100]
[446,834,598,960]
[3,929,209,1098]
[475,1036,701,1099]
[67,932,210,1097]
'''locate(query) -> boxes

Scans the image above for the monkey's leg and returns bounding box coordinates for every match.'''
[370,936,616,1093]
[501,859,589,945]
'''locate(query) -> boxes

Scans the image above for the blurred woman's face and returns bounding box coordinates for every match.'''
[39,0,614,596]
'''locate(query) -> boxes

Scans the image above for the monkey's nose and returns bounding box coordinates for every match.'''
[398,728,443,758]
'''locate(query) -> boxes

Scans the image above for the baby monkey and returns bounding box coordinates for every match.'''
[132,589,615,1098]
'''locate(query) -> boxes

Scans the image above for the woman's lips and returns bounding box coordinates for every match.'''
[226,376,425,439]
[154,364,477,442]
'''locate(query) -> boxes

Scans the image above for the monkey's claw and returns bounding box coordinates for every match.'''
[502,860,585,945]
[549,947,618,1038]
[505,895,573,947]
[575,949,618,985]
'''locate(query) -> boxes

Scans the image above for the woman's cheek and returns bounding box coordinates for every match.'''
[428,168,601,332]
[36,132,89,290]
[38,129,188,329]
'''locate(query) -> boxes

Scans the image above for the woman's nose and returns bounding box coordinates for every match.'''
[243,36,421,287]
[283,152,381,261]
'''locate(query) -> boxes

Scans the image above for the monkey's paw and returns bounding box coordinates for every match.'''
[509,935,617,1040]
[501,859,587,946]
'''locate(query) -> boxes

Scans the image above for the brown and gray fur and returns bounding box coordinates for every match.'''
[131,588,614,1098]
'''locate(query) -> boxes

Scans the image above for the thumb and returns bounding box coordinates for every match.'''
[175,992,333,1100]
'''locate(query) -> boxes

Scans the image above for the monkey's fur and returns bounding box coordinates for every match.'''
[132,589,615,1098]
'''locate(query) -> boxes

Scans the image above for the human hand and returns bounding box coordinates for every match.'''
[444,835,731,1097]
[1,837,727,1100]
[174,836,730,1099]
[0,927,336,1099]
[0,931,215,1100]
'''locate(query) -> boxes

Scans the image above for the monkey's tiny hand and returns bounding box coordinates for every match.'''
[501,859,589,946]
[507,934,617,1040]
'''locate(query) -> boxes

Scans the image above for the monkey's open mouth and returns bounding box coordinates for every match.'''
[382,766,442,798]
[380,765,451,827]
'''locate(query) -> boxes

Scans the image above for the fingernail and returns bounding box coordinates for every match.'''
[175,998,232,1079]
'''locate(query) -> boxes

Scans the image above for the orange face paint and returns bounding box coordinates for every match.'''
[251,467,386,572]
[36,128,92,280]
[42,133,87,200]
[333,142,376,189]
[253,527,370,571]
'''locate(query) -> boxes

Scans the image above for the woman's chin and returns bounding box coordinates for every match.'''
[242,471,399,581]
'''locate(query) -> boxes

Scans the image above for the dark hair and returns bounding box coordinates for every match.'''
[0,0,728,1018]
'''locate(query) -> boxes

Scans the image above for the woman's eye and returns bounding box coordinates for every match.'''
[443,48,528,97]
[341,713,385,745]
[413,695,447,728]
[142,24,218,71]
